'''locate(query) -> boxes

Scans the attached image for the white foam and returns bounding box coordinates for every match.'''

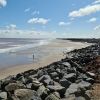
[0,40,50,53]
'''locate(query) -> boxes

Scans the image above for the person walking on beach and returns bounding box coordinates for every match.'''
[33,54,34,60]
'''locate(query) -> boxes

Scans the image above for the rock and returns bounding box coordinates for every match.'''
[85,78,94,84]
[62,62,71,68]
[87,72,95,78]
[29,74,38,79]
[5,82,25,92]
[53,77,59,82]
[31,80,42,90]
[26,83,32,89]
[16,73,23,79]
[1,76,16,90]
[38,75,54,86]
[56,69,61,73]
[78,73,88,80]
[66,83,79,94]
[14,89,41,100]
[63,73,76,82]
[84,90,91,100]
[67,67,76,73]
[75,96,86,100]
[37,85,49,99]
[47,66,55,73]
[65,94,76,100]
[11,95,20,100]
[59,78,71,89]
[78,81,91,89]
[0,81,2,89]
[0,92,7,100]
[50,72,58,78]
[66,81,91,96]
[47,84,66,97]
[37,70,44,78]
[38,75,51,82]
[43,79,54,86]
[45,93,60,100]
[17,76,26,84]
[53,92,60,99]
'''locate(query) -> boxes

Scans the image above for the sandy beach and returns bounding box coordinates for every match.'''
[0,39,91,79]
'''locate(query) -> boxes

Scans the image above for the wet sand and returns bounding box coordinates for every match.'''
[0,39,92,79]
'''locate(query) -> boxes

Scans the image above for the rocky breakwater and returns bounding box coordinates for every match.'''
[0,44,100,100]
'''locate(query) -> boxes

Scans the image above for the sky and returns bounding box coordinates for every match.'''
[0,0,100,38]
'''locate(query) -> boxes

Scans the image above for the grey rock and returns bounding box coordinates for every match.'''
[59,78,71,89]
[5,82,25,92]
[47,84,66,97]
[43,79,54,86]
[50,72,58,78]
[53,92,60,99]
[67,67,76,73]
[84,90,91,100]
[53,77,59,82]
[11,95,20,100]
[0,92,7,100]
[37,85,49,99]
[66,80,91,96]
[62,62,71,68]
[63,73,76,82]
[78,74,88,80]
[26,83,32,89]
[66,94,76,100]
[78,81,91,89]
[56,69,61,73]
[66,83,79,94]
[38,75,51,82]
[45,93,60,100]
[85,78,94,84]
[37,70,44,78]
[38,75,53,86]
[75,96,85,100]
[17,76,26,84]
[14,89,41,100]
[87,72,95,78]
[31,80,42,90]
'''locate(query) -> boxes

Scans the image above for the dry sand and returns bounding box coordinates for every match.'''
[0,39,92,79]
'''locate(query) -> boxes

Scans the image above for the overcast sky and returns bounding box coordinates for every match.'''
[0,0,100,38]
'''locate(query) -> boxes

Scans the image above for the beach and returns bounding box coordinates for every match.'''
[0,39,91,79]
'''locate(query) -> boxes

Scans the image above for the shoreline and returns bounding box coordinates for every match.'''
[0,39,92,79]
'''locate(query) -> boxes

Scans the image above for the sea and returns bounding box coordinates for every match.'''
[0,38,51,68]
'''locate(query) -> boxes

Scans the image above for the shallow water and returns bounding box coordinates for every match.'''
[0,38,52,68]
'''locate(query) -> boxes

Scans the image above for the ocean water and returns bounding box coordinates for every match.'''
[0,38,51,68]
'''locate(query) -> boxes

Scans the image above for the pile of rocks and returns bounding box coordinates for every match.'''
[0,44,100,100]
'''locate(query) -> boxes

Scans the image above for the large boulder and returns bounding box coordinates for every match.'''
[45,93,60,100]
[37,85,49,99]
[14,89,41,100]
[0,92,7,100]
[78,81,91,89]
[50,72,58,78]
[59,78,71,89]
[63,73,76,82]
[37,70,44,78]
[47,84,66,97]
[31,80,42,90]
[38,75,54,86]
[5,82,25,92]
[62,62,71,68]
[75,96,86,100]
[66,83,79,94]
